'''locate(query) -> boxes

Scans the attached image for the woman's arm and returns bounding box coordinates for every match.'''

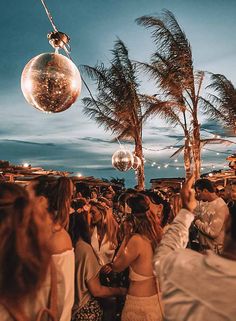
[87,275,126,297]
[112,235,140,272]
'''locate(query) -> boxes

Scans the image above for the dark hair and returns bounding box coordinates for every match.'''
[0,182,50,303]
[71,198,87,211]
[143,191,172,227]
[32,176,73,229]
[75,182,90,198]
[229,201,236,241]
[127,194,150,213]
[69,213,91,247]
[194,179,214,193]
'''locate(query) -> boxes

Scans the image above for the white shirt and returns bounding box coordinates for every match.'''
[194,197,229,252]
[153,209,236,321]
[91,226,116,265]
[0,263,65,321]
[53,249,75,321]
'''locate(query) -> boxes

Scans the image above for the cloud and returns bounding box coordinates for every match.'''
[3,139,55,147]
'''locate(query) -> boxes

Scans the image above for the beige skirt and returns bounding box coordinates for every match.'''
[121,294,162,321]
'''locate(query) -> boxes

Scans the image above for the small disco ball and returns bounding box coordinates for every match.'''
[112,149,133,172]
[132,155,142,170]
[21,53,81,113]
[229,161,236,170]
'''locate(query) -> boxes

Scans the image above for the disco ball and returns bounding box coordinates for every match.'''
[112,149,133,172]
[132,155,142,170]
[229,161,236,170]
[21,53,81,113]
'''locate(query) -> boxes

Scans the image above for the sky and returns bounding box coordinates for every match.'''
[0,0,236,187]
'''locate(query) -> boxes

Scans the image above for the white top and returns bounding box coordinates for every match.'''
[194,197,229,252]
[0,264,65,321]
[52,249,75,321]
[91,226,116,265]
[153,209,236,321]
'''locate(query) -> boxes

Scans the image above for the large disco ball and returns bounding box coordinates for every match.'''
[112,149,133,172]
[132,155,142,170]
[21,53,81,113]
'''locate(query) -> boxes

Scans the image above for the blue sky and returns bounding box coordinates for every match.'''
[0,0,236,187]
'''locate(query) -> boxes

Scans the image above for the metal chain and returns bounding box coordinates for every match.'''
[40,0,58,32]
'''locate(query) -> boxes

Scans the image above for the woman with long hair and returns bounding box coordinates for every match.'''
[0,182,64,320]
[71,213,126,321]
[144,191,172,230]
[89,200,118,265]
[26,175,75,321]
[111,193,163,321]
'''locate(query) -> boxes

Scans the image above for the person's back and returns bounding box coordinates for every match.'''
[112,193,163,321]
[0,268,65,321]
[154,176,236,321]
[126,234,157,297]
[26,177,75,321]
[157,247,236,320]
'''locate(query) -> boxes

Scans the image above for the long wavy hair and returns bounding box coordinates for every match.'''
[127,193,162,249]
[89,200,118,248]
[143,191,172,228]
[32,176,74,229]
[0,182,50,304]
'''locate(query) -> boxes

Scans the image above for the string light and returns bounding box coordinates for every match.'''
[23,163,29,168]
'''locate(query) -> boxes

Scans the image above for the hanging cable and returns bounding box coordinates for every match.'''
[39,0,102,113]
[40,0,58,32]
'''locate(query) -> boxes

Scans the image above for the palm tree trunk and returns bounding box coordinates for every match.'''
[134,137,145,190]
[192,116,201,180]
[183,130,192,178]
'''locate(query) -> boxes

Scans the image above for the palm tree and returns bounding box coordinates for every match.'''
[201,73,236,133]
[82,39,149,189]
[136,10,204,179]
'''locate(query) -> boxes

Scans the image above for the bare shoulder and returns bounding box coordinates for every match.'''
[50,227,72,254]
[127,234,144,246]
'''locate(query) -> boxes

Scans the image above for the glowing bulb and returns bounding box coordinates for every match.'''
[23,163,29,168]
[77,173,82,177]
[209,173,213,177]
[157,166,161,169]
[174,159,178,162]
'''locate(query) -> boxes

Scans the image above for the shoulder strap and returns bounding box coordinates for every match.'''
[155,276,164,321]
[36,259,58,321]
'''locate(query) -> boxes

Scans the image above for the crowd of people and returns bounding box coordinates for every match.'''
[0,175,235,321]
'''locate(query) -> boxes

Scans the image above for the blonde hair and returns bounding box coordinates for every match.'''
[89,200,118,247]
